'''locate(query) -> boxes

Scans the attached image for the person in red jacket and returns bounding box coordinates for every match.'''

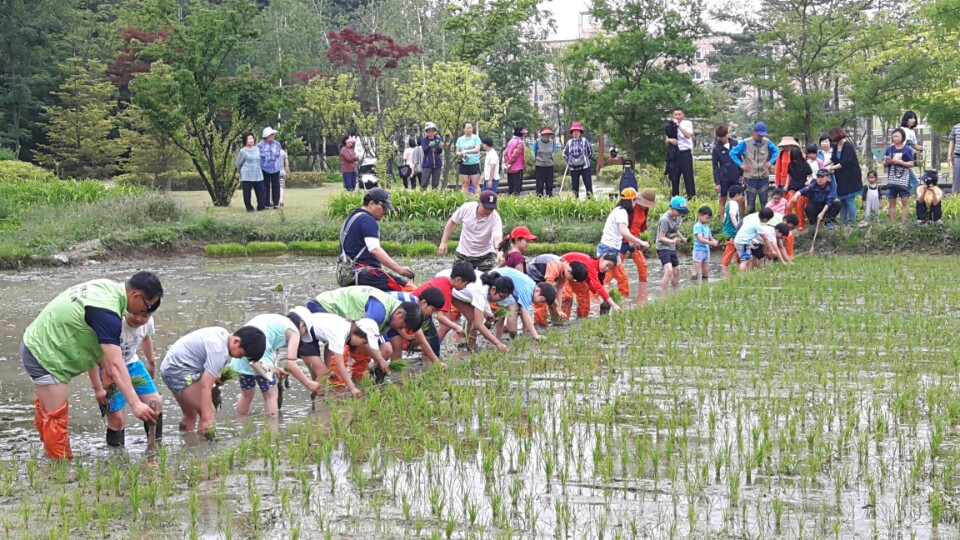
[559,252,620,319]
[773,136,800,189]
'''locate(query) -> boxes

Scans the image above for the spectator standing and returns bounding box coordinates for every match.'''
[900,111,924,192]
[420,122,444,190]
[503,126,527,195]
[563,122,594,198]
[236,132,265,212]
[826,126,863,224]
[947,120,960,194]
[438,190,504,271]
[400,138,417,189]
[340,136,359,191]
[257,127,283,209]
[481,137,500,192]
[730,122,780,214]
[456,122,482,194]
[712,124,741,214]
[338,188,415,291]
[533,127,558,197]
[278,147,289,208]
[883,128,915,223]
[666,109,695,197]
[773,135,800,189]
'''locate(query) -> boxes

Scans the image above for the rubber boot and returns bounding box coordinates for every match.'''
[34,398,73,460]
[145,413,163,441]
[106,428,125,448]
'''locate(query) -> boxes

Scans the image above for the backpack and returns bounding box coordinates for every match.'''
[336,212,368,287]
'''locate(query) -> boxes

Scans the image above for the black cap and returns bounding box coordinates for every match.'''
[479,190,498,209]
[363,187,394,211]
[816,169,831,177]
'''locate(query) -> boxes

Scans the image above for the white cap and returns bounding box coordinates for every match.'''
[288,306,313,342]
[424,122,437,131]
[355,318,381,345]
[262,127,278,138]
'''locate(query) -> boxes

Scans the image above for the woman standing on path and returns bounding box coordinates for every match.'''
[257,127,283,209]
[340,136,359,191]
[563,122,594,198]
[827,127,862,224]
[456,122,482,194]
[236,132,265,212]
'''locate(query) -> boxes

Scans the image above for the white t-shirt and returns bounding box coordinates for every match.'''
[484,149,500,181]
[902,126,918,146]
[677,120,694,151]
[599,206,629,249]
[438,269,493,316]
[451,202,503,258]
[303,312,352,353]
[279,149,288,178]
[402,147,416,169]
[120,317,155,365]
[160,327,231,381]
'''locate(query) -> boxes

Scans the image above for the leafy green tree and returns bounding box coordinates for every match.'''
[296,74,363,169]
[117,103,187,190]
[37,58,124,179]
[0,0,72,160]
[909,0,960,133]
[559,0,707,163]
[130,0,279,206]
[394,62,504,186]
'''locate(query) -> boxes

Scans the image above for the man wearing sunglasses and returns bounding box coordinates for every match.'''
[21,271,163,459]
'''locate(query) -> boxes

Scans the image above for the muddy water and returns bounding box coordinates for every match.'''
[0,255,701,461]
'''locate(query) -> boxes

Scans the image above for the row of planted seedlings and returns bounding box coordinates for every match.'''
[9,255,960,538]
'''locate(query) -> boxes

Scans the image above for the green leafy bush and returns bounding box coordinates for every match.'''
[284,172,326,188]
[0,161,59,182]
[0,148,16,161]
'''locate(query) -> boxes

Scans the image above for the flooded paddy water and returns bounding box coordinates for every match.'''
[1,254,958,539]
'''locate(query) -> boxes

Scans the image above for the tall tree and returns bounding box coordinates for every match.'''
[37,58,124,179]
[559,0,707,163]
[394,61,504,186]
[0,0,72,159]
[295,74,363,169]
[130,0,279,206]
[117,103,187,190]
[325,28,421,114]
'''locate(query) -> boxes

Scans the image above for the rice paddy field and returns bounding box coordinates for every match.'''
[3,254,960,539]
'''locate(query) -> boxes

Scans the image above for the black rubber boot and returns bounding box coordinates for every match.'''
[145,413,163,441]
[106,428,125,447]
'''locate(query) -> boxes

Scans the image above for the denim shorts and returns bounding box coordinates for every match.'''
[597,244,621,259]
[161,370,201,395]
[239,373,278,393]
[692,249,710,263]
[657,249,679,267]
[887,185,911,199]
[106,360,158,413]
[736,243,752,261]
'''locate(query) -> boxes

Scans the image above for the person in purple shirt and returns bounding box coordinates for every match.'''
[257,127,283,209]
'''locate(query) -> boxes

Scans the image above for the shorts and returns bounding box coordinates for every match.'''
[459,163,481,176]
[692,249,710,263]
[751,245,766,260]
[106,360,158,413]
[455,251,498,272]
[20,341,60,386]
[279,175,286,188]
[736,243,752,261]
[239,373,278,393]
[887,186,910,199]
[596,244,621,259]
[718,180,740,197]
[721,240,737,266]
[298,339,322,358]
[161,370,201,395]
[657,249,679,267]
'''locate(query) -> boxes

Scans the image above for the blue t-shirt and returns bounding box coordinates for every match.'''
[496,267,536,311]
[340,209,380,267]
[693,222,713,252]
[456,135,482,166]
[230,313,297,374]
[884,144,914,184]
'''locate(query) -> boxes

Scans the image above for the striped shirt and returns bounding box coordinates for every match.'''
[950,123,960,155]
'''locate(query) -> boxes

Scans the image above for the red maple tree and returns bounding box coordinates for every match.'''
[325,28,421,110]
[109,27,170,93]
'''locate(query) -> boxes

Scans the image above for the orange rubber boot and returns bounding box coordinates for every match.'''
[34,399,72,460]
[604,263,631,297]
[631,250,649,283]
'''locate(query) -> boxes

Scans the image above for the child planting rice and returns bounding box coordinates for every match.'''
[159,327,266,438]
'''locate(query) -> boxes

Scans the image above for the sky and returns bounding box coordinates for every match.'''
[542,0,743,41]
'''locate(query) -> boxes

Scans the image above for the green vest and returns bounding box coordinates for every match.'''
[316,286,401,331]
[24,280,127,383]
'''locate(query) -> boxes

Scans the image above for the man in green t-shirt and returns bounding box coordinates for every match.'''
[21,271,164,459]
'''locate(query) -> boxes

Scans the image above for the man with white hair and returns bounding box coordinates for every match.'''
[257,127,283,209]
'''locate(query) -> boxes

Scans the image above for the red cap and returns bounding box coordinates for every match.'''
[509,226,538,241]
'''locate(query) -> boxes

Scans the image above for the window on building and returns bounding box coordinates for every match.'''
[694,70,702,81]
[695,50,702,60]
[534,93,544,104]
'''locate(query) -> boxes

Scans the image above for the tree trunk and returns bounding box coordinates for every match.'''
[863,116,875,171]
[930,132,940,172]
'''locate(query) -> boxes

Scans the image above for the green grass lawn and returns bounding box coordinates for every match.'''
[169,185,343,218]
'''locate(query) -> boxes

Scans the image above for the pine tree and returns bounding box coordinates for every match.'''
[38,58,124,179]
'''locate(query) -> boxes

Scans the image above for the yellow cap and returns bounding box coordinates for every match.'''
[620,187,638,200]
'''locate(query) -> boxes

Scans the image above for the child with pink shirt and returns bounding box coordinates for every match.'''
[765,187,788,214]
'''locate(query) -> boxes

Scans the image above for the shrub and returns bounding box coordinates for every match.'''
[204,243,247,257]
[284,172,326,188]
[0,148,16,161]
[0,161,59,182]
[246,241,288,255]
